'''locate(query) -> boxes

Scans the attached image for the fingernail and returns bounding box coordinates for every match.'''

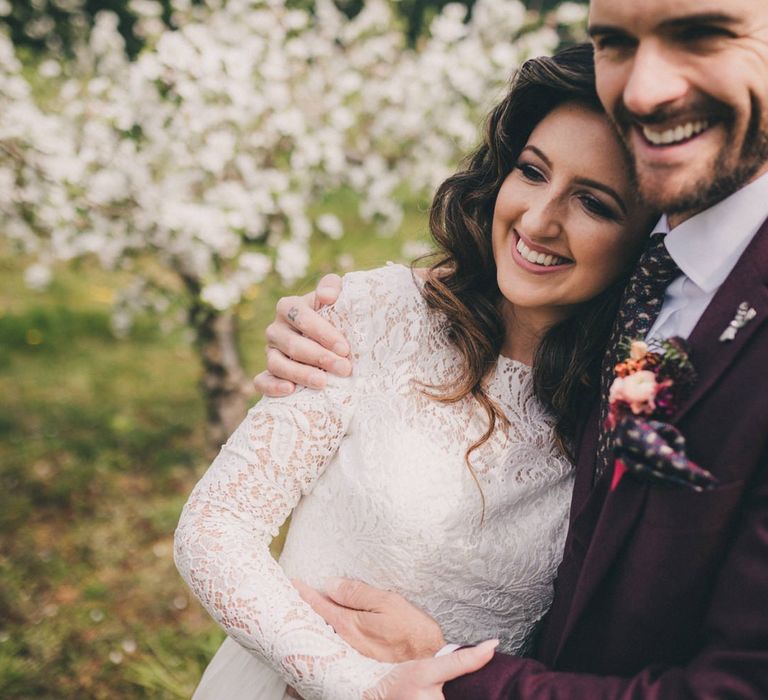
[278,382,293,394]
[479,639,500,651]
[318,286,335,298]
[332,341,349,356]
[310,371,326,389]
[332,359,351,376]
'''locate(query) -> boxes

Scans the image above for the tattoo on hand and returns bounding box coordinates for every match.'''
[287,306,299,324]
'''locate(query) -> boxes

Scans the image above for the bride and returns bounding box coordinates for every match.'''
[174,44,655,700]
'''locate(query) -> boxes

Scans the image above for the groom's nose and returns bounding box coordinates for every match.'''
[622,41,689,117]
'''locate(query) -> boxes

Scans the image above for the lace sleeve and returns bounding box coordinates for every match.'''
[174,273,394,700]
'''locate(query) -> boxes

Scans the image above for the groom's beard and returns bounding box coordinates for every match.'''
[614,95,768,217]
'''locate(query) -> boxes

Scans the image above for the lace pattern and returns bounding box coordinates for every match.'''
[175,264,574,698]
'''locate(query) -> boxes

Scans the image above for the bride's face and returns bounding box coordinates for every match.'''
[491,101,654,325]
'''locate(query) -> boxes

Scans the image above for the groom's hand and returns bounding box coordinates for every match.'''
[364,640,499,699]
[292,578,447,663]
[254,273,349,396]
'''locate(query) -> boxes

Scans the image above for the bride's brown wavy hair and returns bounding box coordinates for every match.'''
[419,43,637,470]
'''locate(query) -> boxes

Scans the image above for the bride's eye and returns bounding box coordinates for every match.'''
[515,162,546,183]
[578,193,617,220]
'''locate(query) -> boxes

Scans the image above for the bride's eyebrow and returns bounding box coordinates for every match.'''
[522,145,626,214]
[520,145,551,167]
[574,177,627,215]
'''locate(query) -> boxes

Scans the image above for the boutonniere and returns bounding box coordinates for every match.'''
[606,338,718,492]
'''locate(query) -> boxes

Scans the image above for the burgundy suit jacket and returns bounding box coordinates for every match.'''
[445,217,768,698]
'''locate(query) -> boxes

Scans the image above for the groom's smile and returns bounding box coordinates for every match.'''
[620,97,733,185]
[589,0,768,226]
[639,120,709,147]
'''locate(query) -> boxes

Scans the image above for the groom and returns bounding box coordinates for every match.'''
[259,0,768,696]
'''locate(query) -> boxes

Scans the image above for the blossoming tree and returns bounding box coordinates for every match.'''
[0,0,584,446]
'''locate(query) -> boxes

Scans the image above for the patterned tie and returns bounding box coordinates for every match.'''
[594,234,681,480]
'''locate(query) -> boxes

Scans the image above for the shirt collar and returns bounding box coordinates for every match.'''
[653,169,768,293]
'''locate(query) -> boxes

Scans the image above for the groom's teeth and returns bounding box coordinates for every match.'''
[515,238,567,267]
[642,120,709,146]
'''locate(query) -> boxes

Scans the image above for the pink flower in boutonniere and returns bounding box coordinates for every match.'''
[629,340,649,361]
[608,370,667,416]
[607,338,695,430]
[607,337,699,491]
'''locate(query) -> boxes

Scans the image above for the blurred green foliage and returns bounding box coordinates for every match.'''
[0,191,431,698]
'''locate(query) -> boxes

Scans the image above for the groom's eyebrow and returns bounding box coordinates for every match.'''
[661,12,739,30]
[589,12,740,38]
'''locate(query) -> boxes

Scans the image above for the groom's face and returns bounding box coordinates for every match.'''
[589,0,768,222]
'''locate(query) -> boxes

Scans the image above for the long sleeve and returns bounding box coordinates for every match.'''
[174,275,393,700]
[444,450,768,699]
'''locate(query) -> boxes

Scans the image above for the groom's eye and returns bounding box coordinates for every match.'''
[591,32,636,53]
[676,23,735,45]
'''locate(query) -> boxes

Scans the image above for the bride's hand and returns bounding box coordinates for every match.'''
[363,640,499,700]
[292,578,447,663]
[254,273,351,397]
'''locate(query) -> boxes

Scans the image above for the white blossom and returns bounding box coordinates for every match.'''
[555,2,589,26]
[201,280,241,310]
[0,0,559,329]
[316,214,344,240]
[276,239,310,284]
[24,263,53,290]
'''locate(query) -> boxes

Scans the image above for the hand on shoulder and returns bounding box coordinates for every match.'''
[255,267,430,395]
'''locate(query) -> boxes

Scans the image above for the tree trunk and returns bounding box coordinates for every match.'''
[189,303,254,453]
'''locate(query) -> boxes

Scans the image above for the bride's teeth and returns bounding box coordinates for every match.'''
[642,120,710,146]
[516,237,566,267]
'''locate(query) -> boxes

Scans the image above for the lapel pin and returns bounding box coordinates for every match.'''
[719,301,757,342]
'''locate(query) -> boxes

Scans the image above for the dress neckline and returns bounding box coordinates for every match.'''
[401,262,533,375]
[497,354,532,372]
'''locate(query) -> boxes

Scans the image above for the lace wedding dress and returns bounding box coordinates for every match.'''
[174,264,574,700]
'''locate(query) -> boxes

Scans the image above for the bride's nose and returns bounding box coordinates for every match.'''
[518,192,564,241]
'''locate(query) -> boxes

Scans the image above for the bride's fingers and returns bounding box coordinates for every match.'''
[420,639,499,685]
[363,641,499,700]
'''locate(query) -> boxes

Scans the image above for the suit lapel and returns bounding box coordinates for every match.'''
[673,219,768,424]
[553,477,648,662]
[552,216,768,664]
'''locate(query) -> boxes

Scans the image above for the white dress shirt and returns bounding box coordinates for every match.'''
[648,169,768,341]
[436,172,768,658]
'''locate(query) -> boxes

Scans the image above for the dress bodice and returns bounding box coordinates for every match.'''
[175,264,574,699]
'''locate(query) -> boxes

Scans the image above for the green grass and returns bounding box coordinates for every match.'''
[0,194,431,698]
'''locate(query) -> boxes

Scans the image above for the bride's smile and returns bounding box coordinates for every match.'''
[492,101,654,330]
